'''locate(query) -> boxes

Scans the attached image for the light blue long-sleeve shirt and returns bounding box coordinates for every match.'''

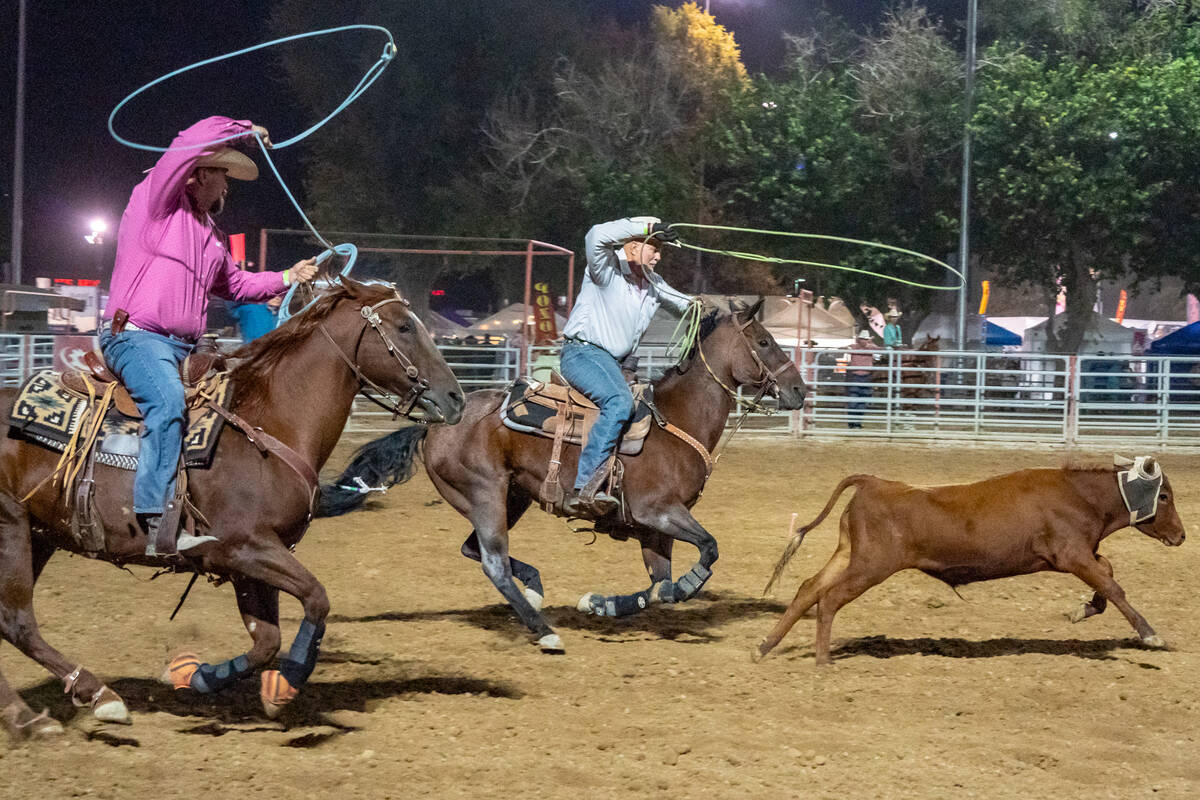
[561,218,693,359]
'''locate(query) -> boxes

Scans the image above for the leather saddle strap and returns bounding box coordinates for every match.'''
[539,393,572,509]
[662,422,714,480]
[204,400,319,516]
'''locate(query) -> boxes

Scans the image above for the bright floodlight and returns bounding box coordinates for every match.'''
[89,218,107,234]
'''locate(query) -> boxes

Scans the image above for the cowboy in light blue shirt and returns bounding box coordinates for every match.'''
[559,217,694,518]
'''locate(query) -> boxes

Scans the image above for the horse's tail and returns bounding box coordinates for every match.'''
[317,425,430,517]
[762,475,870,596]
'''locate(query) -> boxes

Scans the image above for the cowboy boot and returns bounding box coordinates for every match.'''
[563,469,618,519]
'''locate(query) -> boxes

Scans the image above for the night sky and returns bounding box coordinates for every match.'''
[0,1,961,284]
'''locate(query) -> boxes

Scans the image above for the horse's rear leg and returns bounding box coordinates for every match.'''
[0,494,130,726]
[467,490,562,653]
[1,537,65,740]
[459,491,544,609]
[163,578,281,696]
[205,541,329,718]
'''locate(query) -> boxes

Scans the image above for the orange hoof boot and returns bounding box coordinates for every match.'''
[161,653,202,690]
[260,670,298,719]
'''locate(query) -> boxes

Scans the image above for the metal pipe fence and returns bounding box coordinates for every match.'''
[9,333,1200,446]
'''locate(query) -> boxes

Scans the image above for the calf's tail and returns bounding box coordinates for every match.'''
[763,475,869,596]
[317,425,430,517]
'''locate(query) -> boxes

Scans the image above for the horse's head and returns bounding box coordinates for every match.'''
[705,297,806,410]
[324,277,465,424]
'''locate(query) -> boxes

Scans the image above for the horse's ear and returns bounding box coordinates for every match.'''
[729,296,748,313]
[339,275,367,299]
[744,296,765,320]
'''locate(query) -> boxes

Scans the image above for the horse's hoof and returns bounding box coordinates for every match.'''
[524,588,544,612]
[92,687,132,725]
[750,644,767,663]
[1141,634,1167,649]
[576,593,605,616]
[1066,605,1089,624]
[161,652,202,690]
[260,670,298,719]
[2,704,64,740]
[537,634,565,653]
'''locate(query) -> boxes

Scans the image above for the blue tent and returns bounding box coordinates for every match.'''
[1148,321,1200,355]
[984,320,1022,346]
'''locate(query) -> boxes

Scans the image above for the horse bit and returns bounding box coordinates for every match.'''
[319,291,431,418]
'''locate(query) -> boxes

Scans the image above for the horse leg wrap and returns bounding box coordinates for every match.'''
[191,654,252,695]
[651,579,676,604]
[674,565,712,600]
[605,588,654,618]
[278,619,325,688]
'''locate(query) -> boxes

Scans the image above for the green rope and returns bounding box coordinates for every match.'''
[664,297,705,367]
[668,223,964,291]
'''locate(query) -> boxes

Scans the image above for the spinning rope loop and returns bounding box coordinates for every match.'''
[108,25,397,321]
[667,223,964,291]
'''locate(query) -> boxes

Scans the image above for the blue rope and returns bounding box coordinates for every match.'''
[275,244,358,327]
[107,25,393,302]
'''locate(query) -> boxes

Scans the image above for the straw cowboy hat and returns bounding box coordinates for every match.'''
[195,147,258,181]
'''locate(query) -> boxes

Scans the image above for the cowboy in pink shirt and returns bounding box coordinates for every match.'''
[100,116,318,554]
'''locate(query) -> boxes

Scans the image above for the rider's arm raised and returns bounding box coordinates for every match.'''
[584,217,656,287]
[146,116,254,220]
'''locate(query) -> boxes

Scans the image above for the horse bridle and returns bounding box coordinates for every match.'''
[319,292,432,418]
[697,314,800,414]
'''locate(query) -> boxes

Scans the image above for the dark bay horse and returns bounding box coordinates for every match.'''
[327,299,806,652]
[0,278,463,739]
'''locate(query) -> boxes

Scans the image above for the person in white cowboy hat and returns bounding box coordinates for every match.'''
[100,116,320,555]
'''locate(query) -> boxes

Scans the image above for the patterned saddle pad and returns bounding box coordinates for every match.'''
[499,378,653,456]
[8,370,233,471]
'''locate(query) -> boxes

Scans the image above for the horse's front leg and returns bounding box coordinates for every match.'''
[577,516,711,617]
[163,578,281,696]
[200,540,329,718]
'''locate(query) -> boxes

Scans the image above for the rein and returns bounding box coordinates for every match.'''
[319,293,431,419]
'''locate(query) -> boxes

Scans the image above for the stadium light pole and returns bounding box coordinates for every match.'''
[10,0,28,284]
[955,0,979,351]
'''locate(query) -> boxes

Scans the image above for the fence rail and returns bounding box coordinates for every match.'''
[9,333,1200,446]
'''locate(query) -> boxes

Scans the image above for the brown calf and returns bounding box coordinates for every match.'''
[755,458,1186,666]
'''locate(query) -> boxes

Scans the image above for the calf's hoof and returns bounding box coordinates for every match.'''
[537,633,565,653]
[260,670,298,719]
[1140,634,1168,650]
[92,687,132,725]
[161,652,202,690]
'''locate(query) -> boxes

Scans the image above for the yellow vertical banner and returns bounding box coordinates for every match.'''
[978,280,990,315]
[1115,289,1128,324]
[532,281,558,344]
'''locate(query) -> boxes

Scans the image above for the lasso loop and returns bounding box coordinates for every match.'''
[667,223,964,291]
[107,25,396,326]
[276,244,359,327]
[665,298,705,366]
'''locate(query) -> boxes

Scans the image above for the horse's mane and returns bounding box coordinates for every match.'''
[229,282,391,413]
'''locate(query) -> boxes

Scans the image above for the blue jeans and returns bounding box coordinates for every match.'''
[99,326,193,514]
[559,340,634,490]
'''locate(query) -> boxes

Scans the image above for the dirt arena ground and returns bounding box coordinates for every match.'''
[2,437,1198,799]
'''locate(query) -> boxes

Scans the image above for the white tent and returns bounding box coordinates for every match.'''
[469,302,567,337]
[639,295,856,348]
[1023,311,1136,355]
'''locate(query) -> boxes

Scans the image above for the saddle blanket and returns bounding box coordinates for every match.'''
[499,378,653,456]
[8,370,233,471]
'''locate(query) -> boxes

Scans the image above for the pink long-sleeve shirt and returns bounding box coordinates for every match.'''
[103,116,286,341]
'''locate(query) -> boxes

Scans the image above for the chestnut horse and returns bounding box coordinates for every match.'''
[0,278,463,738]
[325,299,806,651]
